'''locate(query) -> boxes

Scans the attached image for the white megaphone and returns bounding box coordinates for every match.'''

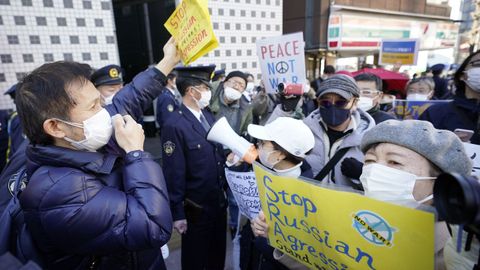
[207,117,258,164]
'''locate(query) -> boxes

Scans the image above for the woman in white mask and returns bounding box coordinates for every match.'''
[405,77,435,101]
[359,119,472,270]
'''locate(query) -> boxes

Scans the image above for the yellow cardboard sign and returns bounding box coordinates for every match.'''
[253,163,435,270]
[164,0,218,65]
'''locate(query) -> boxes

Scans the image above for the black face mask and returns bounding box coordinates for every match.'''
[319,106,351,127]
[280,96,301,112]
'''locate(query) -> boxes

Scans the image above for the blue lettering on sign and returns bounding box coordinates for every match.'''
[382,41,416,53]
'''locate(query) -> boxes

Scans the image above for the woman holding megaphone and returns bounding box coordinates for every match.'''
[208,116,315,269]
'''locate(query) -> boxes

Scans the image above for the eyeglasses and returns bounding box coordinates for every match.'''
[227,79,246,90]
[318,99,349,108]
[192,85,211,92]
[360,90,381,97]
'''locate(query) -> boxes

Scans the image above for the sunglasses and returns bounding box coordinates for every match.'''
[318,99,349,108]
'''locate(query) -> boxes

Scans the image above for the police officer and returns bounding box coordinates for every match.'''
[161,65,227,270]
[155,71,182,132]
[90,64,124,105]
[3,84,27,161]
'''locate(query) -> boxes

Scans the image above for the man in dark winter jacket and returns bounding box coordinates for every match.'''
[14,38,180,269]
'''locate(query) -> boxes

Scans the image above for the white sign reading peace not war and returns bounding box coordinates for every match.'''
[225,169,260,219]
[256,32,306,94]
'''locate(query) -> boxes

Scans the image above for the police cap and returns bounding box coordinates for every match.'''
[91,64,123,87]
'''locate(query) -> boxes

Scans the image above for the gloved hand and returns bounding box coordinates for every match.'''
[341,157,363,180]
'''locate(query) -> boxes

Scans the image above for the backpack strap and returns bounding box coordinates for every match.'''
[314,147,350,182]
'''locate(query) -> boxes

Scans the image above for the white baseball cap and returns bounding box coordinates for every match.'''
[248,117,315,158]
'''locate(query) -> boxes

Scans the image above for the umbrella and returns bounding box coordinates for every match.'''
[352,68,410,97]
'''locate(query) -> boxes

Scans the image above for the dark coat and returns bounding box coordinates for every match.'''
[155,86,182,131]
[161,104,227,221]
[419,96,480,144]
[19,67,171,269]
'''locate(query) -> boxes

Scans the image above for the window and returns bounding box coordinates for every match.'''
[88,36,97,44]
[0,54,12,63]
[275,25,280,31]
[214,50,220,57]
[101,1,110,10]
[213,22,219,29]
[106,36,115,44]
[218,9,224,15]
[275,0,280,5]
[70,36,79,44]
[271,12,275,18]
[225,23,230,30]
[256,0,261,4]
[219,36,225,43]
[23,54,34,63]
[94,18,104,27]
[237,50,242,56]
[16,73,27,81]
[7,35,19,44]
[64,0,73,8]
[83,1,92,9]
[231,37,236,43]
[63,53,73,61]
[44,53,54,62]
[21,0,32,6]
[0,0,10,5]
[236,23,241,30]
[242,62,247,69]
[261,11,266,17]
[232,63,237,69]
[76,18,86,27]
[43,0,53,7]
[247,49,252,56]
[251,11,256,17]
[208,8,212,14]
[256,24,261,31]
[221,63,226,70]
[36,17,47,26]
[251,37,256,42]
[57,17,67,26]
[266,24,271,31]
[253,62,257,68]
[226,50,231,56]
[246,0,250,3]
[82,53,91,61]
[246,24,251,30]
[241,10,246,17]
[0,74,5,82]
[50,35,60,44]
[242,37,247,43]
[100,52,109,60]
[230,9,235,16]
[0,16,3,25]
[14,16,26,25]
[30,35,40,44]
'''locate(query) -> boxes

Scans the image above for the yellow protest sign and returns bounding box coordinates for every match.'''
[164,0,218,65]
[253,163,435,270]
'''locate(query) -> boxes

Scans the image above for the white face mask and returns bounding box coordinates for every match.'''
[358,96,374,111]
[192,87,211,109]
[406,93,429,101]
[258,145,281,169]
[274,162,302,178]
[102,94,115,105]
[59,108,113,152]
[463,67,480,92]
[224,86,242,101]
[359,163,435,204]
[245,82,255,93]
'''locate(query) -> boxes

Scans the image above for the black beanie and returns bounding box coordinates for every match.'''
[225,70,248,85]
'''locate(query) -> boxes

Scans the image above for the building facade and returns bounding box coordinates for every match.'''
[0,0,120,109]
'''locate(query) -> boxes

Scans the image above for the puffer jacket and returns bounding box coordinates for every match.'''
[303,109,375,189]
[19,67,171,269]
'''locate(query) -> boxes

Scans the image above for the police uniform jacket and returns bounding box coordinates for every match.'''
[161,104,226,221]
[19,67,171,269]
[155,86,182,130]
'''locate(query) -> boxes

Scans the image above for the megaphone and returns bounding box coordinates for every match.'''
[207,117,258,164]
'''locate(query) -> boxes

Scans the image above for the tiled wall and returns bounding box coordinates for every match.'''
[0,0,120,109]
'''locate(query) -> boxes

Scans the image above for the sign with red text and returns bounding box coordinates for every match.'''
[164,0,218,65]
[256,32,306,93]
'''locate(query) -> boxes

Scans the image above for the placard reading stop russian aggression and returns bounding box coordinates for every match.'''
[253,163,435,270]
[256,32,306,93]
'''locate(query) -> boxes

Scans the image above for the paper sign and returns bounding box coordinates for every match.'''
[225,169,261,219]
[253,163,435,270]
[380,39,420,66]
[462,143,480,177]
[164,0,218,65]
[256,32,306,93]
[393,99,451,120]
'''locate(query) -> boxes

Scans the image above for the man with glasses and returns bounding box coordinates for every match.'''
[161,65,228,270]
[303,74,375,189]
[354,73,396,124]
[210,70,253,136]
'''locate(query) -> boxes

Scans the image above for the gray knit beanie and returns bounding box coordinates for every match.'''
[316,74,360,99]
[361,120,472,176]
